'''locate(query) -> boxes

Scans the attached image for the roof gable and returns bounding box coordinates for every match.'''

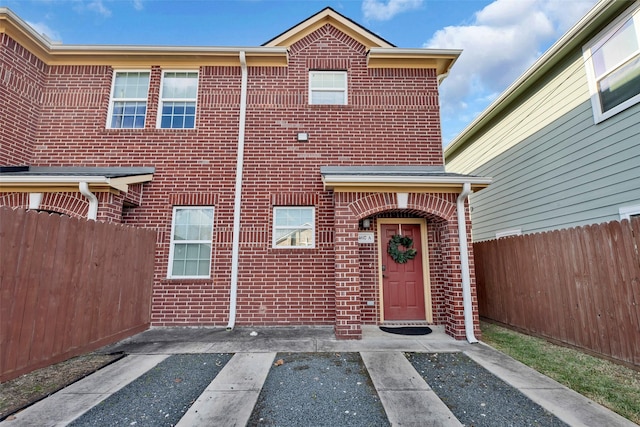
[263,7,394,49]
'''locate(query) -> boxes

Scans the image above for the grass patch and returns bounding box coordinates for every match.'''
[480,321,640,424]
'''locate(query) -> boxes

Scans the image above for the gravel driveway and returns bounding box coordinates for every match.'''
[248,352,389,426]
[29,351,574,426]
[68,353,233,427]
[406,352,568,427]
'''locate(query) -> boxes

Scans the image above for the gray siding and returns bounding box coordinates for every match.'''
[468,99,640,241]
[446,35,640,242]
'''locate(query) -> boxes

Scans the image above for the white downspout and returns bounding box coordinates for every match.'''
[457,182,478,343]
[227,51,248,331]
[79,182,98,220]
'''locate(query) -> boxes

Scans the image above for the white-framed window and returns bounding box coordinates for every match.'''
[107,71,150,129]
[168,206,214,278]
[309,71,347,105]
[619,205,640,220]
[583,2,640,123]
[158,71,199,129]
[273,207,315,248]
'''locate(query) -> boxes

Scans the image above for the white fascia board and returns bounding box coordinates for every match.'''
[0,175,110,184]
[49,45,288,54]
[322,175,492,185]
[0,175,134,192]
[0,174,153,190]
[368,47,462,56]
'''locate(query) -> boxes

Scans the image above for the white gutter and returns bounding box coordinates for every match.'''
[0,174,152,193]
[79,182,98,220]
[457,182,478,343]
[368,47,462,56]
[0,175,110,184]
[322,175,492,186]
[227,51,248,331]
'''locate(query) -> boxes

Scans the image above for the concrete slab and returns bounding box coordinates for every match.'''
[421,341,472,353]
[318,339,429,353]
[207,339,319,353]
[361,351,462,427]
[206,352,276,391]
[3,354,167,427]
[360,351,430,391]
[101,325,463,355]
[464,343,556,389]
[376,390,463,427]
[465,343,637,427]
[177,352,275,427]
[518,386,638,427]
[175,390,258,427]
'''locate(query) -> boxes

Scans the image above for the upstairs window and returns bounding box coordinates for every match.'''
[273,207,315,248]
[108,71,149,129]
[309,71,347,105]
[168,206,214,278]
[158,71,199,129]
[583,3,640,123]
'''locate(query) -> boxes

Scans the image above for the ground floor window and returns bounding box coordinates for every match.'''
[273,206,315,248]
[168,206,214,278]
[619,204,640,221]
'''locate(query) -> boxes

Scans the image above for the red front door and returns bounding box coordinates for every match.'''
[381,223,426,321]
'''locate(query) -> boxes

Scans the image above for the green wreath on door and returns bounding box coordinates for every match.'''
[387,234,417,264]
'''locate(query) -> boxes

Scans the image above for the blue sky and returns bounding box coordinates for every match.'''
[3,0,598,145]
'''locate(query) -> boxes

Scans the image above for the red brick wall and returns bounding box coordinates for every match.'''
[0,24,480,336]
[0,34,45,165]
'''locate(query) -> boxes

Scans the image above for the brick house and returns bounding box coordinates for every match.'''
[0,7,490,340]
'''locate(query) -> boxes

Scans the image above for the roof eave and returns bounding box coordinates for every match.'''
[322,175,492,192]
[0,173,153,193]
[367,48,461,77]
[0,7,289,66]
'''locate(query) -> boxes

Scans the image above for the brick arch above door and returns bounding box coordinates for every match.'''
[344,191,458,222]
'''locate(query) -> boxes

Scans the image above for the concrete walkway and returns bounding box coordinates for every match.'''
[3,326,635,427]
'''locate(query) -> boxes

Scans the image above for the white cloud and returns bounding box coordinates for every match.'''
[86,0,112,17]
[429,0,597,143]
[362,0,423,21]
[133,0,144,11]
[26,21,62,42]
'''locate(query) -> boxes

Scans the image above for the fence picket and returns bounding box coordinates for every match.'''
[474,217,640,367]
[0,207,156,382]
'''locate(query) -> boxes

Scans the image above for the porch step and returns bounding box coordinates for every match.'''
[380,321,433,327]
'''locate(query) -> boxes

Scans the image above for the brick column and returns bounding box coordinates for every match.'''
[333,194,361,339]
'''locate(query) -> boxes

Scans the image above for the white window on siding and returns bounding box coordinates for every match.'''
[495,228,522,239]
[168,207,214,278]
[107,71,150,129]
[158,71,199,129]
[619,205,640,220]
[273,207,315,248]
[309,71,347,105]
[583,2,640,123]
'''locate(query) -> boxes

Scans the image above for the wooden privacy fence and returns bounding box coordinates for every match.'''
[474,218,640,367]
[0,207,156,382]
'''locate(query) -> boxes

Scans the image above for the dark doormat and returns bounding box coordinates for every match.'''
[380,326,432,335]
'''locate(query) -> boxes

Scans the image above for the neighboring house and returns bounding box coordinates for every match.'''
[445,0,640,242]
[0,7,490,340]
